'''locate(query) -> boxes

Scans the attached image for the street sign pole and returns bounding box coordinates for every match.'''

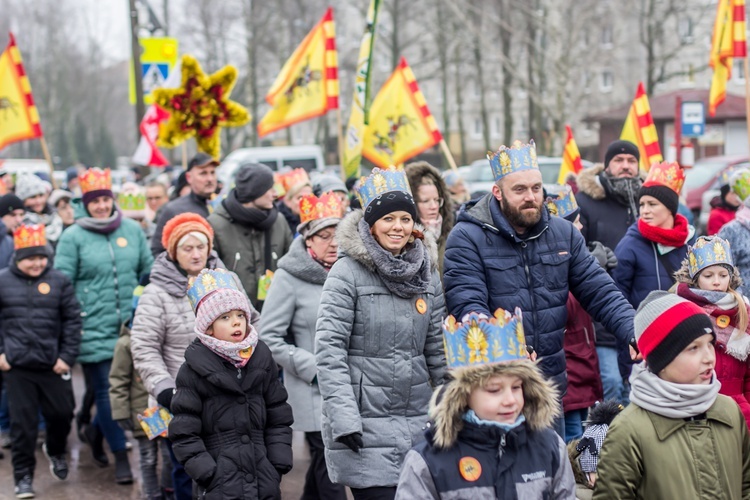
[675,95,682,167]
[130,0,145,137]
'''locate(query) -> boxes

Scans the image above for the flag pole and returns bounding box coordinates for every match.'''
[744,58,750,151]
[439,139,458,172]
[337,107,346,181]
[39,136,56,189]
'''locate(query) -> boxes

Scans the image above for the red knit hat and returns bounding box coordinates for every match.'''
[162,213,214,260]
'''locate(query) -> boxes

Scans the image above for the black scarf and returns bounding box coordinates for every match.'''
[222,190,278,230]
[599,173,641,222]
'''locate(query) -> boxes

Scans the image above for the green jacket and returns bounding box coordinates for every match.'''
[109,330,148,438]
[55,204,153,364]
[593,395,750,500]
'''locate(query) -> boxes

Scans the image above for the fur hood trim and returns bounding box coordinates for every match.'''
[405,161,455,238]
[429,360,560,449]
[576,163,606,200]
[674,257,742,289]
[335,209,439,272]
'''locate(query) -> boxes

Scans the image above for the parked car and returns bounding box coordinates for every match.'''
[683,156,749,228]
[217,145,326,189]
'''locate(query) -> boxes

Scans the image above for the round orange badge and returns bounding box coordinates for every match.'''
[416,298,427,315]
[459,456,482,482]
[38,283,50,295]
[717,315,731,328]
[116,237,128,248]
[239,347,253,359]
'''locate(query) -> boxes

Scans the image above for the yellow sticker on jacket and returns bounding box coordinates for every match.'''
[717,315,731,328]
[239,347,253,359]
[459,456,482,481]
[38,282,50,295]
[416,298,427,314]
[116,237,128,248]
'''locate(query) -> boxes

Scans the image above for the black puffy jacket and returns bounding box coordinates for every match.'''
[169,338,293,500]
[0,261,81,369]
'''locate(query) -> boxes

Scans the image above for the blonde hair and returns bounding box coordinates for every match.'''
[695,266,749,336]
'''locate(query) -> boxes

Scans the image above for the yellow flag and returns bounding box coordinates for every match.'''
[0,33,43,151]
[362,58,442,168]
[620,82,662,171]
[257,8,338,137]
[709,0,747,116]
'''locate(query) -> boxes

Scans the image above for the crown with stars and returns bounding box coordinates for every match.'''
[79,168,112,194]
[719,165,748,188]
[278,168,310,193]
[443,307,527,370]
[687,235,734,279]
[13,224,46,251]
[187,268,240,311]
[731,168,750,202]
[545,185,579,219]
[487,139,539,181]
[643,161,685,194]
[299,191,345,224]
[356,167,412,209]
[117,191,146,212]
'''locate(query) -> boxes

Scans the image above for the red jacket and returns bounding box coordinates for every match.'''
[707,205,737,236]
[562,293,603,412]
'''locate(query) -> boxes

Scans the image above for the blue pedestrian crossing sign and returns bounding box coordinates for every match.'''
[143,63,170,95]
[129,37,179,105]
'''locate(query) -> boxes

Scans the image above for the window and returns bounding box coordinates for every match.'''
[491,116,501,138]
[583,71,592,94]
[678,17,693,42]
[600,70,614,92]
[473,118,483,138]
[601,25,613,47]
[733,58,746,83]
[680,63,696,87]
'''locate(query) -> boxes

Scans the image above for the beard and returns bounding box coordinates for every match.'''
[500,197,543,229]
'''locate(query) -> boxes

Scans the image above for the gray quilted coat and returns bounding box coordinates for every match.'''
[315,210,447,489]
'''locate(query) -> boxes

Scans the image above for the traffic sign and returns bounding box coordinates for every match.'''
[129,37,179,105]
[681,101,705,137]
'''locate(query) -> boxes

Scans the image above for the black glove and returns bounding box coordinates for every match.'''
[116,418,134,432]
[336,432,363,452]
[157,388,174,410]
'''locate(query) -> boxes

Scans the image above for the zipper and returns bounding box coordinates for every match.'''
[584,326,591,347]
[520,241,539,351]
[106,235,121,319]
[232,252,241,272]
[237,367,242,379]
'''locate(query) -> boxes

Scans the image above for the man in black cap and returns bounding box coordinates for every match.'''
[150,153,219,255]
[0,194,25,269]
[208,163,293,309]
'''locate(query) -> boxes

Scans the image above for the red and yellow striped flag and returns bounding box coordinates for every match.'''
[0,33,43,151]
[362,57,442,168]
[620,82,662,171]
[257,8,338,137]
[557,125,583,184]
[709,0,747,116]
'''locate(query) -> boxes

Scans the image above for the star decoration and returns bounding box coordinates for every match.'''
[153,54,251,158]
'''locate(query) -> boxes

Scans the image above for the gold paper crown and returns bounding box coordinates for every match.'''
[13,224,46,251]
[272,173,286,198]
[643,161,685,194]
[299,192,345,224]
[278,168,310,193]
[79,168,112,194]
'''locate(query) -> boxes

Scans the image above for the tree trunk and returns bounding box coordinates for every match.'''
[454,45,467,165]
[499,0,513,145]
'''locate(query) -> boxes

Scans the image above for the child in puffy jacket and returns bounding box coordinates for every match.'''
[168,269,293,500]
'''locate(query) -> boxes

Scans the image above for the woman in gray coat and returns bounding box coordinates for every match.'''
[315,168,447,500]
[261,192,346,500]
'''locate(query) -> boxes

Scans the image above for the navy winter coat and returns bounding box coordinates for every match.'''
[612,222,696,309]
[443,195,635,392]
[0,219,13,270]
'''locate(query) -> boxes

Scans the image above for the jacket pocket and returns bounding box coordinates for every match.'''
[484,257,521,296]
[538,252,571,290]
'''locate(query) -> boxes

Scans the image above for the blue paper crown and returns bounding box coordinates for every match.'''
[355,167,413,209]
[720,166,749,188]
[443,308,527,370]
[545,185,579,220]
[487,139,539,181]
[687,235,734,279]
[187,268,239,311]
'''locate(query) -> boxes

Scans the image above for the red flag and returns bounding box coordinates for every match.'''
[557,125,583,184]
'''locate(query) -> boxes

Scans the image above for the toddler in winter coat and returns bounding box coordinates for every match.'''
[395,308,575,499]
[673,235,750,428]
[594,290,750,499]
[168,268,293,500]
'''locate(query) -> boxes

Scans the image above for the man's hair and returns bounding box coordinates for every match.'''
[146,181,168,193]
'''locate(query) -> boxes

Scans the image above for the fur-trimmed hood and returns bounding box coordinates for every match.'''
[405,161,455,241]
[429,360,560,449]
[673,257,742,290]
[576,163,647,201]
[335,209,439,272]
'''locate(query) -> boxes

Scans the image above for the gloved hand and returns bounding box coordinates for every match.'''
[157,388,174,411]
[588,241,618,271]
[116,418,134,432]
[336,432,363,452]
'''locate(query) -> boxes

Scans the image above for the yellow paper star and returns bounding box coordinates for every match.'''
[153,55,251,158]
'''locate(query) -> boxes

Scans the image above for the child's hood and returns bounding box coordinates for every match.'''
[429,360,560,449]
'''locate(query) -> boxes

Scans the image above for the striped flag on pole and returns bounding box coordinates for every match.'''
[709,0,747,116]
[620,82,662,171]
[557,125,583,184]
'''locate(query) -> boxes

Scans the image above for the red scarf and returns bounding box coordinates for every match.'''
[638,213,689,247]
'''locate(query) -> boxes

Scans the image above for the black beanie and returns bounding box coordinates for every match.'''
[235,163,275,203]
[0,194,24,218]
[604,140,640,169]
[638,185,679,216]
[363,191,417,227]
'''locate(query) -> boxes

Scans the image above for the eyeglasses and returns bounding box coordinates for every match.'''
[312,232,335,242]
[416,197,444,208]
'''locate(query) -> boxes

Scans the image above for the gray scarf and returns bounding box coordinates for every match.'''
[629,362,721,419]
[599,173,642,222]
[357,218,431,298]
[75,209,123,235]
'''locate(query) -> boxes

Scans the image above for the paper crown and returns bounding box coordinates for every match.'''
[443,308,527,370]
[118,192,146,212]
[187,268,239,311]
[356,167,412,209]
[720,166,748,188]
[79,168,112,194]
[299,191,345,224]
[272,173,286,198]
[687,235,734,279]
[487,139,539,181]
[278,168,310,194]
[643,161,685,194]
[545,185,579,219]
[730,168,750,202]
[13,224,46,251]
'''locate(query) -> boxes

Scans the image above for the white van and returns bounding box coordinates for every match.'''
[217,145,325,188]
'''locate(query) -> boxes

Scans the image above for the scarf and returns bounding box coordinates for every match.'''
[357,218,431,298]
[423,214,443,240]
[222,190,278,231]
[307,247,333,270]
[76,209,123,235]
[196,327,259,369]
[629,361,721,419]
[463,410,526,432]
[599,174,641,221]
[638,213,689,247]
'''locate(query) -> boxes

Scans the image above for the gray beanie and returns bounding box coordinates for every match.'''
[313,174,347,196]
[234,163,275,203]
[16,174,51,201]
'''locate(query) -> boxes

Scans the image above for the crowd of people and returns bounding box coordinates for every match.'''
[1,137,750,499]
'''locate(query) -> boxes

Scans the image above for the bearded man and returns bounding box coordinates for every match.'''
[443,140,634,438]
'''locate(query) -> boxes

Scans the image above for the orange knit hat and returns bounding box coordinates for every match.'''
[162,213,214,260]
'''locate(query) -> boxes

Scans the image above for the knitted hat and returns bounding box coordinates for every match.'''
[48,189,73,208]
[364,191,417,227]
[313,174,347,196]
[15,174,51,201]
[0,194,24,217]
[604,140,640,169]
[638,185,679,215]
[161,212,214,260]
[638,161,685,216]
[234,163,275,203]
[634,291,715,374]
[194,287,254,336]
